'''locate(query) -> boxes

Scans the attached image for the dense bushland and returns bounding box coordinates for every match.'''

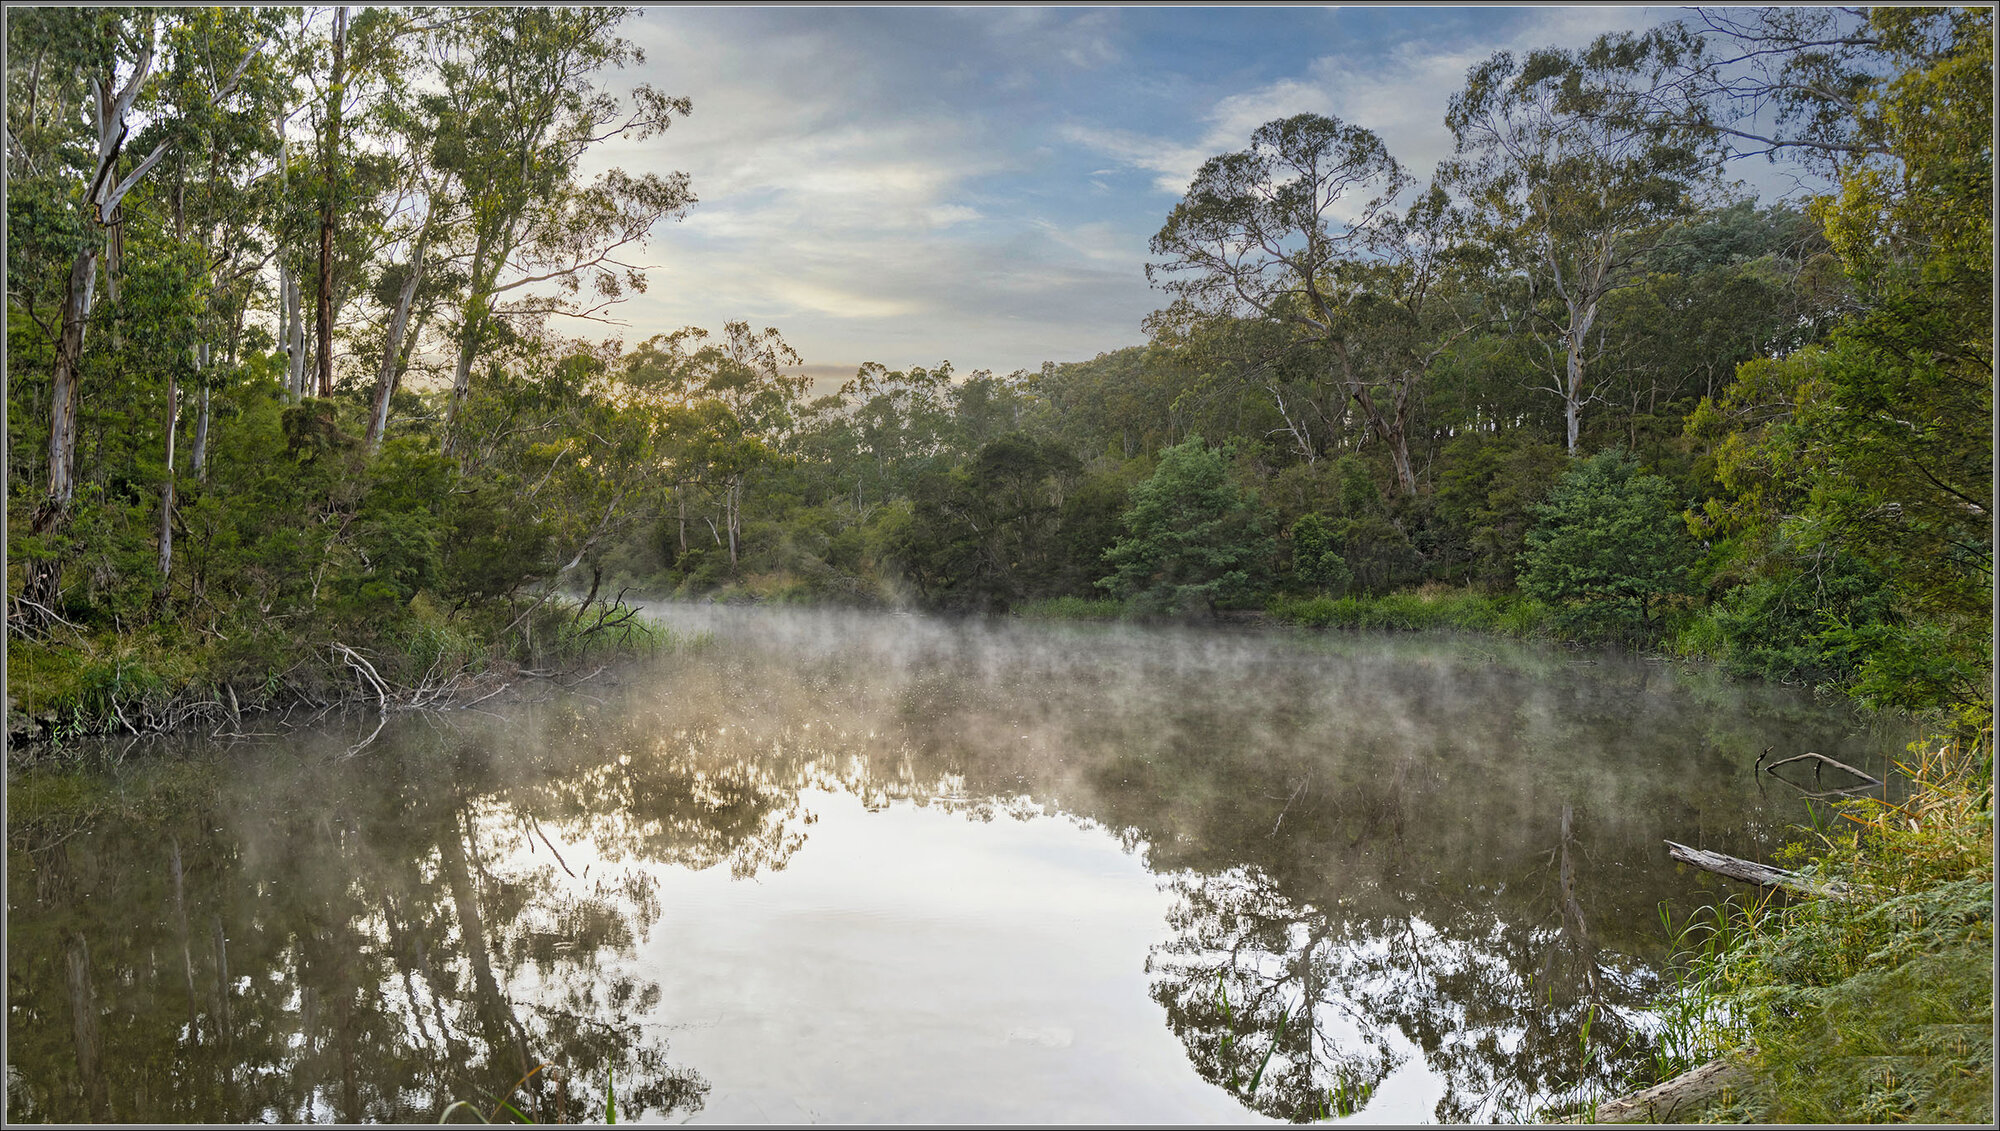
[9,8,1989,745]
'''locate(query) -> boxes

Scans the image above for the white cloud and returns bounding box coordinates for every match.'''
[1065,5,1672,195]
[548,7,1710,374]
[1056,123,1212,196]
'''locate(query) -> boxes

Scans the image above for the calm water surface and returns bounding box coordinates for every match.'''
[7,605,1910,1123]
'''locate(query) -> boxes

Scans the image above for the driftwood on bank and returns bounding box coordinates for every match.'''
[1665,841,1854,899]
[1571,1053,1754,1123]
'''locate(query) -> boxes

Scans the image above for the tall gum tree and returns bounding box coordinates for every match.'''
[7,9,267,616]
[147,8,288,591]
[362,13,464,453]
[1146,113,1441,496]
[431,6,694,458]
[1444,27,1721,455]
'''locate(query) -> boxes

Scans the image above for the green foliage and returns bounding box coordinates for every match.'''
[1675,736,1994,1124]
[889,432,1083,612]
[1432,431,1570,586]
[1680,7,1991,716]
[1098,437,1274,616]
[1518,451,1696,642]
[1285,513,1352,597]
[1268,586,1555,637]
[7,3,1987,757]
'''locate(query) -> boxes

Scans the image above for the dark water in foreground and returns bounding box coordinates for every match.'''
[7,605,1911,1123]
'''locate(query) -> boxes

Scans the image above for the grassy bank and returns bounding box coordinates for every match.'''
[6,593,664,754]
[1623,731,1993,1123]
[1266,587,1560,638]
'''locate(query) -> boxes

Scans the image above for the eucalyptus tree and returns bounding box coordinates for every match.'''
[430,6,695,457]
[1147,113,1448,495]
[364,9,471,452]
[7,7,271,614]
[263,6,414,404]
[836,360,961,508]
[145,8,293,590]
[1444,28,1722,455]
[620,322,806,567]
[1654,7,1901,168]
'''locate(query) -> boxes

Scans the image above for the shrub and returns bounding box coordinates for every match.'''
[1098,436,1274,616]
[1673,734,1994,1124]
[1519,451,1697,643]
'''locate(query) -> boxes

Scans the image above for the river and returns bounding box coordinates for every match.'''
[6,604,1910,1123]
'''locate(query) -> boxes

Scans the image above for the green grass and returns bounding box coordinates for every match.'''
[1641,732,1994,1123]
[1266,587,1558,637]
[439,1063,617,1124]
[1012,595,1128,621]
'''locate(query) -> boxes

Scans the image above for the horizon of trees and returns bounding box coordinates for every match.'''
[7,5,1990,726]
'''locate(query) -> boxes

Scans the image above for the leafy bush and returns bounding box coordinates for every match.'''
[1519,451,1697,643]
[1098,437,1274,616]
[1671,734,1994,1124]
[1286,513,1353,596]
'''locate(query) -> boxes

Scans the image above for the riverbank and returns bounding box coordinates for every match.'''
[1601,730,1993,1124]
[6,592,663,756]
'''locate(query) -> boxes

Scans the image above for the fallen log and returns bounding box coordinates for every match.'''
[1664,841,1853,899]
[1572,1053,1754,1123]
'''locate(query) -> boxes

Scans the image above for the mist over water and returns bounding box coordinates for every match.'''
[8,604,1908,1123]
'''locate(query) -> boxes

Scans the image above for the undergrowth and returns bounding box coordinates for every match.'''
[1266,587,1558,638]
[1649,731,1994,1123]
[1012,595,1127,621]
[7,592,668,753]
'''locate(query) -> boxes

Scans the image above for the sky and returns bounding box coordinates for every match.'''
[575,6,1819,384]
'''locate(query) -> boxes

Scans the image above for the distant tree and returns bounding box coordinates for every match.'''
[1518,451,1696,640]
[1445,28,1721,454]
[1148,113,1463,494]
[1099,437,1273,616]
[891,433,1081,612]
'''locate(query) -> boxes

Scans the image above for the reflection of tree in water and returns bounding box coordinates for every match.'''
[3,700,820,1123]
[1145,822,1664,1122]
[1147,866,1402,1121]
[643,617,1827,1125]
[1354,804,1661,1123]
[9,615,1880,1123]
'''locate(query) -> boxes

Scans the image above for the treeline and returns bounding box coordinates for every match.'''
[6,7,1990,734]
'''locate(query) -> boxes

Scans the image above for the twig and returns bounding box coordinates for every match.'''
[455,681,513,710]
[11,595,82,631]
[330,642,391,710]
